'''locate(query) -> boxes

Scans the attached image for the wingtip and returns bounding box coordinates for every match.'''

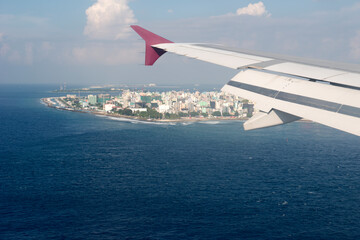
[131,25,173,66]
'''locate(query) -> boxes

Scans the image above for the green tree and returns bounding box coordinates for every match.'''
[123,108,133,116]
[178,112,188,117]
[190,111,199,117]
[212,111,221,117]
[147,108,162,119]
[165,113,179,119]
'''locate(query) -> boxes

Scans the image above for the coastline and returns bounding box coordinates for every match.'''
[41,97,248,123]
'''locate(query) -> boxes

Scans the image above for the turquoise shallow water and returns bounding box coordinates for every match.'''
[1,85,360,239]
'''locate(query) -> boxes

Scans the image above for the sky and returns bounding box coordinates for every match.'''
[1,0,360,86]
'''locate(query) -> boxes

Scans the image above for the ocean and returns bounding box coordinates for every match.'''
[1,84,360,240]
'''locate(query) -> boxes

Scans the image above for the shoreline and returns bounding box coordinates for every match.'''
[41,97,249,123]
[41,97,313,123]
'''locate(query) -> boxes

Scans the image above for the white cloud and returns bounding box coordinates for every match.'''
[236,1,270,17]
[71,43,141,65]
[0,32,4,41]
[84,0,137,40]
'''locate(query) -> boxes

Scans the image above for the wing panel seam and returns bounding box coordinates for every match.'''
[227,80,360,118]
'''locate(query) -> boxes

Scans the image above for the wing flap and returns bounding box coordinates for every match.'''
[326,73,360,89]
[244,110,301,131]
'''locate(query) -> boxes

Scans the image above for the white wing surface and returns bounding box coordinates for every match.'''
[131,25,360,136]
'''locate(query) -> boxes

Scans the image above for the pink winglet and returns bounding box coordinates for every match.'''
[131,25,173,66]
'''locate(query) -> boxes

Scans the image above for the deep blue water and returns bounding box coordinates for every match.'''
[1,85,360,240]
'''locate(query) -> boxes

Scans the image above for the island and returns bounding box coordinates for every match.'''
[42,87,255,122]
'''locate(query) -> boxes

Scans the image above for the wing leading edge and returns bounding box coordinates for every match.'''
[131,25,360,136]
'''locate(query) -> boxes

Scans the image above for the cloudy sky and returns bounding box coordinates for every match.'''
[1,0,360,86]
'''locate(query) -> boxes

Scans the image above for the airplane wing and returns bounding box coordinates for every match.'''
[131,25,360,136]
